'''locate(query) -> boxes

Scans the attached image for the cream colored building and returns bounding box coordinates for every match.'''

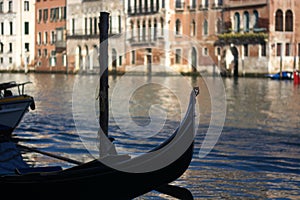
[66,0,126,73]
[0,0,35,71]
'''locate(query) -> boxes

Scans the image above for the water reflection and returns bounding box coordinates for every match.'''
[0,73,299,199]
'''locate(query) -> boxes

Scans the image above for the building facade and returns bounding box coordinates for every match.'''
[66,0,126,73]
[0,0,35,71]
[35,0,67,72]
[124,0,224,74]
[215,0,300,76]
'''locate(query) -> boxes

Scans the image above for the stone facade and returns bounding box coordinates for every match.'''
[0,0,35,72]
[66,0,126,74]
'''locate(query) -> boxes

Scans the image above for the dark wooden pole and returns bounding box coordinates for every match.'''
[99,12,109,136]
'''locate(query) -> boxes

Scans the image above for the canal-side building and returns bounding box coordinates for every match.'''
[124,0,223,74]
[35,0,67,72]
[66,0,126,73]
[0,0,35,72]
[215,0,300,76]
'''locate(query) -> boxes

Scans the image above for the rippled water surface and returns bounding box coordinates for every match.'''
[1,73,299,199]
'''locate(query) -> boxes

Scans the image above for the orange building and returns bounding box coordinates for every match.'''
[35,0,67,72]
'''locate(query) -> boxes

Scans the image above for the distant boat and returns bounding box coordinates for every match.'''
[0,81,35,141]
[265,71,294,80]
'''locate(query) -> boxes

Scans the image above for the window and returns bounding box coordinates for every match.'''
[1,22,3,35]
[244,11,249,32]
[51,31,55,44]
[50,51,56,66]
[253,10,259,29]
[63,54,67,66]
[277,43,282,57]
[84,18,88,35]
[43,49,48,57]
[0,57,3,64]
[131,50,135,65]
[244,44,248,57]
[56,28,63,41]
[94,17,98,35]
[44,32,48,44]
[0,43,3,53]
[24,1,29,11]
[37,32,41,45]
[9,22,13,35]
[8,1,12,12]
[175,19,181,35]
[38,49,41,57]
[25,43,29,52]
[216,18,222,34]
[9,43,12,53]
[275,10,283,31]
[175,49,181,64]
[24,22,29,35]
[43,9,48,22]
[261,43,266,57]
[38,10,42,23]
[285,10,293,32]
[61,7,66,20]
[203,47,208,56]
[191,0,196,9]
[72,19,75,35]
[0,2,3,13]
[203,19,208,35]
[119,56,122,66]
[90,18,93,35]
[234,12,240,32]
[191,20,196,36]
[285,43,290,56]
[9,57,12,64]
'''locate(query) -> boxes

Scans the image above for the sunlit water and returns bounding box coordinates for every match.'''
[1,73,299,199]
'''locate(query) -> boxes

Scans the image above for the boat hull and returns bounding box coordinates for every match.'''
[0,143,193,199]
[0,96,34,139]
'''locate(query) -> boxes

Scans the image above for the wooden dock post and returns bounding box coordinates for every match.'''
[99,12,109,136]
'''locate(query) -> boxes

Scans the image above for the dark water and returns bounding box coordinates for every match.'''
[1,73,299,199]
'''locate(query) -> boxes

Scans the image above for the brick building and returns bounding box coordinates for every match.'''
[215,0,300,76]
[35,0,67,72]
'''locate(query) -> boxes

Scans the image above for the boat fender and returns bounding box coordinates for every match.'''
[30,97,36,110]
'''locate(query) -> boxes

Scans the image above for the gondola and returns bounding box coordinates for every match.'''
[0,88,198,200]
[0,81,35,141]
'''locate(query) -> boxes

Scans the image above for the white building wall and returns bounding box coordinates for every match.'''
[0,0,35,71]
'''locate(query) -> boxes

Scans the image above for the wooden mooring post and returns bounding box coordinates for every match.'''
[99,12,109,136]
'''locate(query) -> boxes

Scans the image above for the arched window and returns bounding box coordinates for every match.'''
[275,9,283,31]
[191,20,196,36]
[0,42,3,53]
[244,11,250,32]
[130,20,134,39]
[175,19,181,35]
[203,19,208,35]
[216,18,222,34]
[234,12,240,32]
[285,10,293,32]
[253,10,259,29]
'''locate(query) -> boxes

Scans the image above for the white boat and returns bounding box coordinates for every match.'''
[0,81,35,141]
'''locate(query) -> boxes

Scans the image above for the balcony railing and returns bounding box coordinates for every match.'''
[215,32,268,46]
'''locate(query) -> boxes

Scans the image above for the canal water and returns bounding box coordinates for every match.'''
[1,73,299,199]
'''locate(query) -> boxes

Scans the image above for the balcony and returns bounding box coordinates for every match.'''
[224,0,267,9]
[215,32,268,46]
[55,40,66,53]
